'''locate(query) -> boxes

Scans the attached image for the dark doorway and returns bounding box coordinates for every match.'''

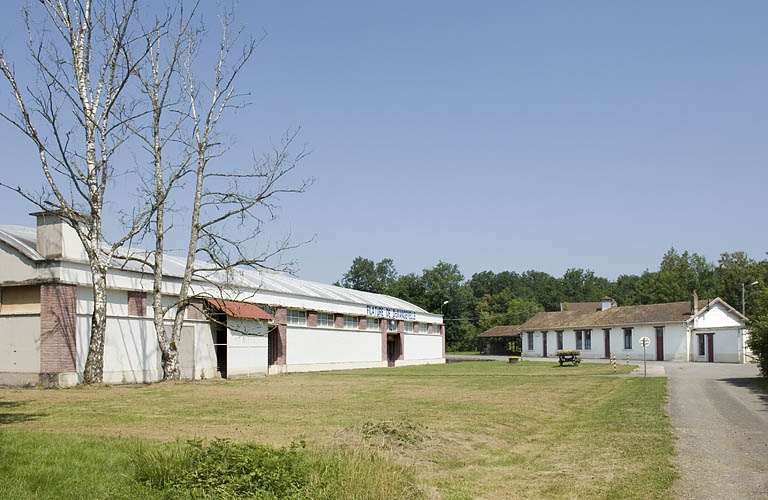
[209,308,228,378]
[542,333,548,358]
[707,334,714,362]
[604,329,611,358]
[655,327,664,361]
[268,326,280,367]
[387,334,401,367]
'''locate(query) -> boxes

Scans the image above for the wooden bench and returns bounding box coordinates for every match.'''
[508,356,521,364]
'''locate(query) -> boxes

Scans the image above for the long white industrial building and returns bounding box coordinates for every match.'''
[0,213,445,387]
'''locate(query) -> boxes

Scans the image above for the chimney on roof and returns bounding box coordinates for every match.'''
[601,296,615,311]
[32,211,88,262]
[691,290,698,315]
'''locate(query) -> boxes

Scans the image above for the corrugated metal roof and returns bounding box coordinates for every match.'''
[0,224,427,313]
[0,226,44,261]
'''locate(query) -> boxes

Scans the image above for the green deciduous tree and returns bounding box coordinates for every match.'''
[560,268,610,303]
[338,257,398,294]
[475,290,541,332]
[714,252,764,316]
[747,288,768,378]
[635,248,715,304]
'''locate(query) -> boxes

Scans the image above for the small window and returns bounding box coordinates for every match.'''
[404,321,413,333]
[698,334,705,356]
[367,318,380,331]
[317,312,334,327]
[556,331,563,350]
[527,332,534,351]
[344,315,358,329]
[584,330,592,350]
[0,285,42,315]
[128,291,146,317]
[287,309,306,325]
[623,328,633,349]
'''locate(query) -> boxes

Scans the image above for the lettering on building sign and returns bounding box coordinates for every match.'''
[366,305,417,321]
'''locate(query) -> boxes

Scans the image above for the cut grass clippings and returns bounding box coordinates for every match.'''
[0,361,675,499]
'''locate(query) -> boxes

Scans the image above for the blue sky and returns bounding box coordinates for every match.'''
[0,1,766,285]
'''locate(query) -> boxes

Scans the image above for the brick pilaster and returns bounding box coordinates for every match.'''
[380,319,387,361]
[40,283,77,374]
[275,307,287,365]
[307,310,318,327]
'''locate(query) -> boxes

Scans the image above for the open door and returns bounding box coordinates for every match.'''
[268,326,280,367]
[655,327,664,361]
[387,334,401,367]
[209,308,228,378]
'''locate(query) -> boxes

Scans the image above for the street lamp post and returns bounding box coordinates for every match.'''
[440,300,449,315]
[742,281,758,316]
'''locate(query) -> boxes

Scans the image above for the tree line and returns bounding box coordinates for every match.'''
[336,249,768,374]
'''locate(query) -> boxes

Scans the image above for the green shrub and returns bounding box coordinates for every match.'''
[130,438,426,500]
[747,316,768,378]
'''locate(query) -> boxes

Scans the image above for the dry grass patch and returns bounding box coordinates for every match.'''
[0,361,674,499]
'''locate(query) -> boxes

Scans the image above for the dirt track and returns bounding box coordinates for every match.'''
[665,362,768,500]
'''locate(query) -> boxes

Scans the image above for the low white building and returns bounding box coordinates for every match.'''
[514,296,747,363]
[0,214,445,387]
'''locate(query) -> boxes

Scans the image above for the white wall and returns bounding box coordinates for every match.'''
[193,322,218,380]
[0,315,41,378]
[399,333,444,366]
[692,328,742,363]
[694,304,742,329]
[402,333,443,360]
[0,243,40,283]
[524,323,690,362]
[287,327,382,367]
[712,329,741,363]
[226,318,268,378]
[102,318,160,383]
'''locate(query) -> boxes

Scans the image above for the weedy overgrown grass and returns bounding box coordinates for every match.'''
[130,438,425,499]
[0,361,674,499]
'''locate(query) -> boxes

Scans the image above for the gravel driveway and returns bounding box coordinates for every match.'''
[664,362,768,499]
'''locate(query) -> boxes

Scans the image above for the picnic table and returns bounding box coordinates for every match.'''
[555,350,581,366]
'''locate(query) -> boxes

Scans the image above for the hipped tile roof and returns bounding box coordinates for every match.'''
[560,301,602,312]
[519,301,694,330]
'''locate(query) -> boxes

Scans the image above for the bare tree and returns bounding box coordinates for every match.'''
[0,0,150,383]
[1,1,311,383]
[129,4,312,380]
[126,2,195,381]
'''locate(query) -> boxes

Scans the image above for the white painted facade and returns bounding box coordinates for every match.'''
[518,299,747,364]
[285,327,385,372]
[0,216,445,386]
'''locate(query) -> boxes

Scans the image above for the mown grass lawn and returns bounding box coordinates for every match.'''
[0,361,676,499]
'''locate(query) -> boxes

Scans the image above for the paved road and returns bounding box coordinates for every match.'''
[446,355,768,498]
[665,362,768,500]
